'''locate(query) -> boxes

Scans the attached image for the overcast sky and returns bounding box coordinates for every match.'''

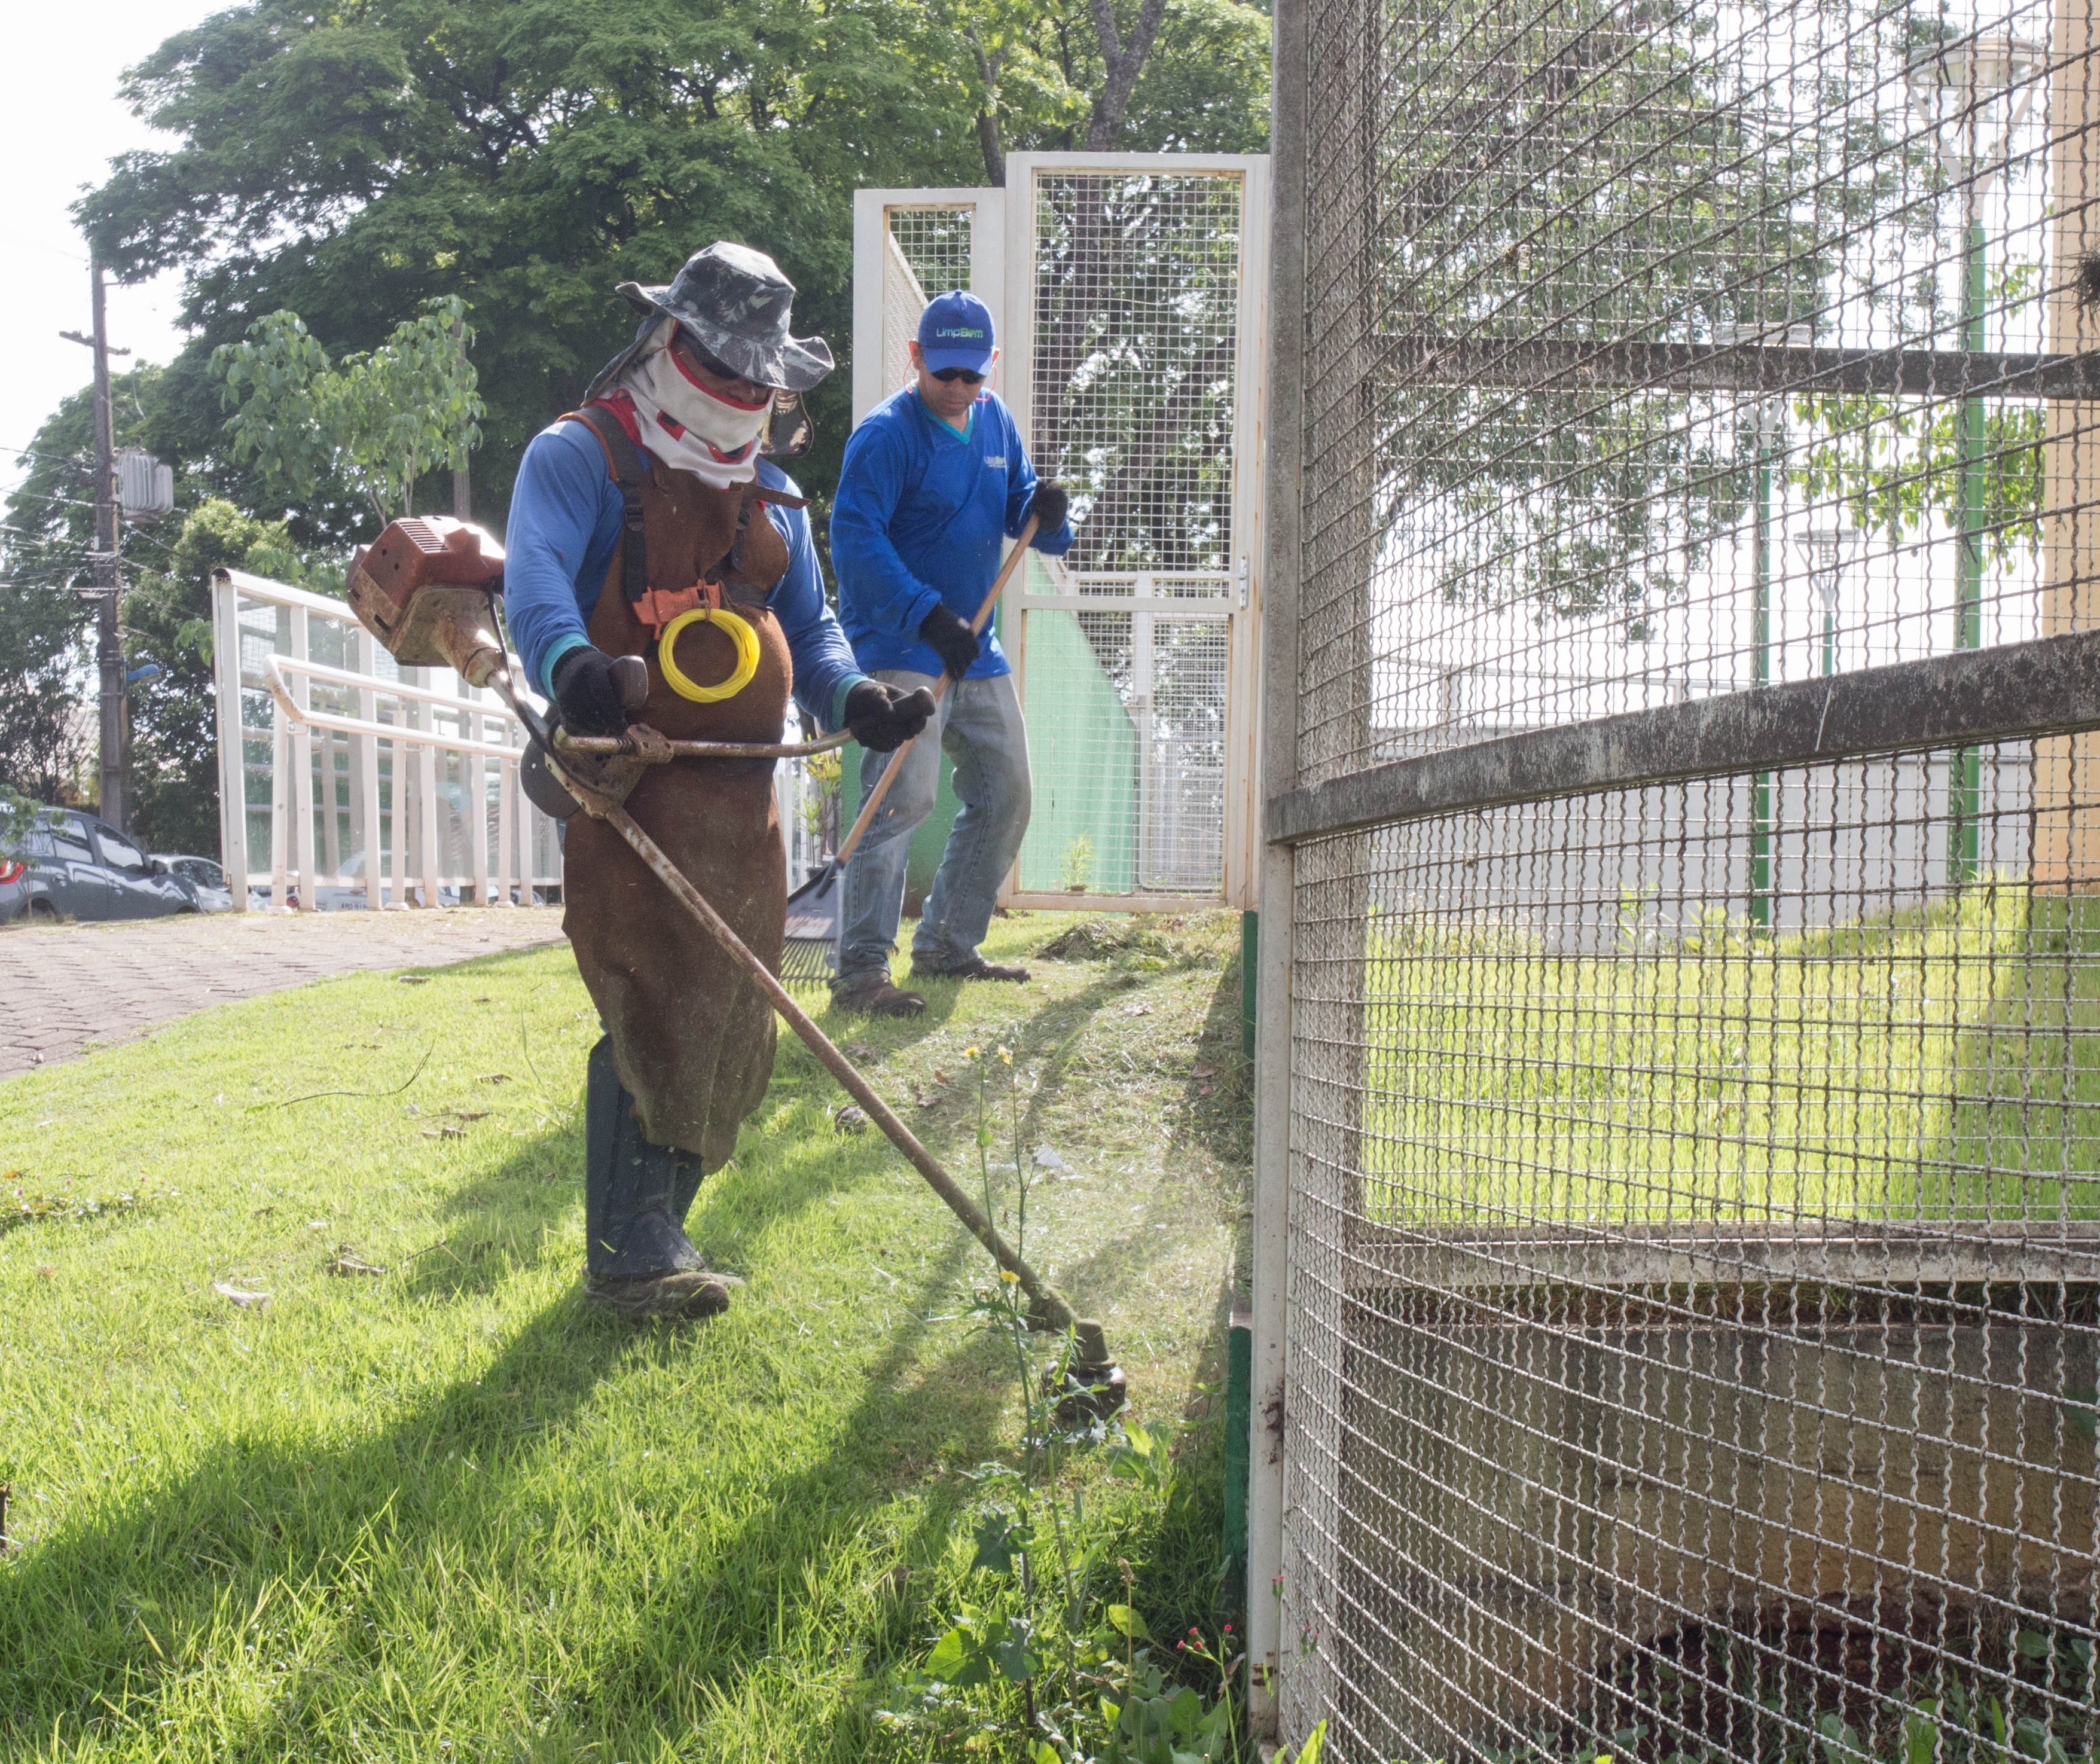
[1,1,225,499]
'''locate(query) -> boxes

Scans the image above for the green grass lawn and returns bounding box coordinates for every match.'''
[0,912,1251,1761]
[1363,885,2100,1223]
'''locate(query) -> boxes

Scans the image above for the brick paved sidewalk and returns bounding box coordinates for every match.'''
[0,908,567,1081]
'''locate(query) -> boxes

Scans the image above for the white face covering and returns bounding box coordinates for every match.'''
[619,319,770,488]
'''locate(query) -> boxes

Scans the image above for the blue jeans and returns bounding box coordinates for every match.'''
[837,669,1032,982]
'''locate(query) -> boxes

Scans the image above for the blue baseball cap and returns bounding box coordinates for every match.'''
[918,291,996,373]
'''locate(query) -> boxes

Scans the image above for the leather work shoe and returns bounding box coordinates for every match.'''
[584,1265,743,1323]
[911,956,1030,985]
[832,971,927,1017]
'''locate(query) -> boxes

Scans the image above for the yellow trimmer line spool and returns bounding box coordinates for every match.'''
[658,606,760,703]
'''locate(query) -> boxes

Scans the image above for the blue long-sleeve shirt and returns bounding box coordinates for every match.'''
[502,416,866,726]
[830,387,1073,678]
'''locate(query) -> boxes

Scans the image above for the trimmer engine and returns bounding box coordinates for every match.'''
[347,517,508,686]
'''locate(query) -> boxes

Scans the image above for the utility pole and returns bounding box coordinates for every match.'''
[92,263,123,832]
[62,263,127,831]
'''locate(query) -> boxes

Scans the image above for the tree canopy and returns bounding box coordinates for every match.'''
[0,0,1270,838]
[75,0,1271,534]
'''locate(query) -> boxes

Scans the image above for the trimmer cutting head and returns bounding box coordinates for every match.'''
[1053,1318,1128,1424]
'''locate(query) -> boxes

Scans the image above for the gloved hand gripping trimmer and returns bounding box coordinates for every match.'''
[341,517,1127,1415]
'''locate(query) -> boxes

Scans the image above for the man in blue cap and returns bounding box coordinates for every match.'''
[828,290,1073,1017]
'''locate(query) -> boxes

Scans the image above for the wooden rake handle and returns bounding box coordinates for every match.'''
[832,515,1040,869]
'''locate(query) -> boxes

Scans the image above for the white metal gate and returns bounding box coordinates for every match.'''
[851,153,1268,910]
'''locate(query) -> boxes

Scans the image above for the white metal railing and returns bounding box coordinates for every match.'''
[210,567,563,911]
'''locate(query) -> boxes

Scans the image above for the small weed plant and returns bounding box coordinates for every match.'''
[874,1042,1254,1762]
[1061,833,1097,894]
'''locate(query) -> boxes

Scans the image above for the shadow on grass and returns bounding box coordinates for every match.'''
[0,1108,1017,1757]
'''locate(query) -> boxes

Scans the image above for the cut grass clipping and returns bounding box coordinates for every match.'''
[0,911,1251,1759]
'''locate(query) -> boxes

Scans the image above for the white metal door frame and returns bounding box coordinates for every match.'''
[851,157,1268,912]
[1001,151,1269,911]
[851,187,1009,425]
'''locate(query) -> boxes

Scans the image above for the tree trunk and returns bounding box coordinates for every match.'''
[1085,0,1169,152]
[967,28,1007,187]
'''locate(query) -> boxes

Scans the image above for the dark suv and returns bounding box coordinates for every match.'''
[0,810,194,924]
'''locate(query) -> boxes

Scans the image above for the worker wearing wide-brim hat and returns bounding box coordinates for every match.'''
[504,242,935,1322]
[828,290,1074,1017]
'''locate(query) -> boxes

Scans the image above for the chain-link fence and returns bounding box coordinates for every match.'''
[1256,0,2100,1756]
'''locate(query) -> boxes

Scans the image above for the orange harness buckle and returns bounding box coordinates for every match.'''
[633,579,720,634]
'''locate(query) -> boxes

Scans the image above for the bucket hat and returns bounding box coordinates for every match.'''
[582,242,834,402]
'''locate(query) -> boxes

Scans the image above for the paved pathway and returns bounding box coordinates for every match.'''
[0,908,567,1080]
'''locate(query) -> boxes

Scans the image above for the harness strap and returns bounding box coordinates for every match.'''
[561,405,650,609]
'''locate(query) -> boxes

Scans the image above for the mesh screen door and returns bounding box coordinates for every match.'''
[1003,153,1268,910]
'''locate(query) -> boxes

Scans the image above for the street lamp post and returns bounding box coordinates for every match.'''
[1907,30,2043,883]
[1799,525,1854,680]
[1725,322,1811,933]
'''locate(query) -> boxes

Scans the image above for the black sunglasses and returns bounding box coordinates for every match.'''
[932,366,986,384]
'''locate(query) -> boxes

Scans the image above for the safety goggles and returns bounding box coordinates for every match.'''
[673,333,773,399]
[931,366,987,384]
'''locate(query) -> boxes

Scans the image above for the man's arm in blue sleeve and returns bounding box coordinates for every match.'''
[763,483,867,729]
[504,424,613,694]
[1002,404,1074,557]
[831,417,945,636]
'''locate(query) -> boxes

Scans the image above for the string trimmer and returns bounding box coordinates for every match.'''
[338,515,1125,1415]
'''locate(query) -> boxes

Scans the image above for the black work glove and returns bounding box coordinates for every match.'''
[551,645,642,737]
[843,679,936,753]
[1027,480,1069,533]
[917,603,983,680]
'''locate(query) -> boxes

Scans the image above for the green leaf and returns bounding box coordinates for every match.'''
[1283,1720,1327,1764]
[971,1511,1021,1576]
[924,1625,971,1681]
[1107,1604,1150,1641]
[990,1613,1037,1683]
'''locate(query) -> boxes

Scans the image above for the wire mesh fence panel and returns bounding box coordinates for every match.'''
[1295,0,2096,794]
[882,206,974,402]
[1269,0,2100,1754]
[1281,749,2100,1762]
[1030,170,1246,573]
[1011,163,1257,902]
[1014,584,1234,896]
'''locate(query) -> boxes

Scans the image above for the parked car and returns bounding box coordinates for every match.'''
[0,831,41,923]
[0,810,194,924]
[152,853,236,913]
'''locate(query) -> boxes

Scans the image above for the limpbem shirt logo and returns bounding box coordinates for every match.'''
[985,454,1006,468]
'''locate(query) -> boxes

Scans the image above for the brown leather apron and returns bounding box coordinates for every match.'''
[558,425,796,1165]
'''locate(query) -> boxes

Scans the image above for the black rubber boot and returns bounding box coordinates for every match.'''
[581,1037,732,1321]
